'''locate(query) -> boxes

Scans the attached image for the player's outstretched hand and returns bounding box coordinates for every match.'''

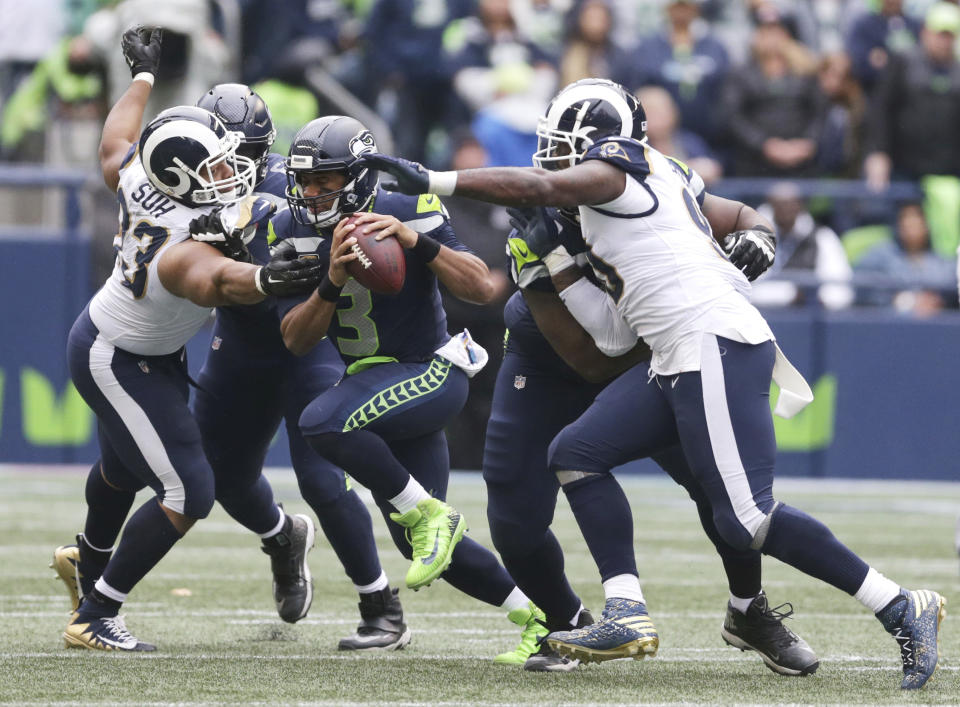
[357,153,430,195]
[723,227,776,281]
[189,209,251,262]
[506,207,562,258]
[121,25,163,78]
[257,240,325,296]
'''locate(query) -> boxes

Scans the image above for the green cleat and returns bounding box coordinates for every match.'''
[390,498,466,590]
[494,602,548,665]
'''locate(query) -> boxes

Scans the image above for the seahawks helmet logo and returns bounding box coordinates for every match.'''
[348,131,376,158]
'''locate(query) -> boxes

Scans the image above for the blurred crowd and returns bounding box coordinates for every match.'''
[2,0,960,463]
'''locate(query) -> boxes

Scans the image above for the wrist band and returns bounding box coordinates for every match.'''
[317,275,344,302]
[133,72,155,87]
[253,267,267,295]
[427,170,457,196]
[412,234,442,263]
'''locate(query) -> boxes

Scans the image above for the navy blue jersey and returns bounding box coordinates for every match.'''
[274,187,469,366]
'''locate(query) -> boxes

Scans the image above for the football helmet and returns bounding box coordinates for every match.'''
[533,78,647,171]
[285,116,378,227]
[138,105,256,208]
[196,83,276,185]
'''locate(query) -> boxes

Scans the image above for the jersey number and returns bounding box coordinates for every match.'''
[585,250,625,304]
[336,280,379,357]
[115,189,169,299]
[681,188,711,237]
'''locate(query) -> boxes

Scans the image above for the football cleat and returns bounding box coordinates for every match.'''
[546,598,658,664]
[524,609,594,672]
[389,498,466,590]
[877,588,947,690]
[338,587,412,651]
[494,602,548,665]
[261,513,315,623]
[721,591,819,676]
[63,612,156,652]
[50,544,82,611]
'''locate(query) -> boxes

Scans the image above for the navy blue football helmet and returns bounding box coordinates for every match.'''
[139,105,255,207]
[533,78,647,171]
[196,83,276,185]
[285,116,378,227]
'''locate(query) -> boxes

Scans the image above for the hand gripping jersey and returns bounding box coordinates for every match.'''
[88,147,215,356]
[578,137,773,376]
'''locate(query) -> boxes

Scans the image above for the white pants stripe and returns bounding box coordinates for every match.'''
[88,335,186,513]
[699,333,766,537]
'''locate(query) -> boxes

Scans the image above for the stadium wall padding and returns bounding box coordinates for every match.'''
[2,240,959,481]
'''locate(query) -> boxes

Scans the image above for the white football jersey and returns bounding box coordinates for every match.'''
[578,138,773,375]
[88,148,213,356]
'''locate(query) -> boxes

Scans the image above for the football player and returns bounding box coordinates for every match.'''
[488,206,817,675]
[54,27,323,651]
[362,78,947,689]
[188,83,407,649]
[269,115,547,663]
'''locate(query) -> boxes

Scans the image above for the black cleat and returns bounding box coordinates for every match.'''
[338,587,412,650]
[261,514,315,623]
[524,609,594,672]
[721,591,819,676]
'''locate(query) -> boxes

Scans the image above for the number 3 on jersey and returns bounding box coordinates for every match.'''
[115,188,169,298]
[336,280,379,356]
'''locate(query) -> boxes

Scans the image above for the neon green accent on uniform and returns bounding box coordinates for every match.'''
[336,280,380,357]
[771,374,837,451]
[21,368,93,445]
[267,220,278,246]
[343,358,452,431]
[508,237,540,275]
[666,156,691,177]
[344,475,353,492]
[503,328,510,352]
[346,355,398,376]
[417,193,443,214]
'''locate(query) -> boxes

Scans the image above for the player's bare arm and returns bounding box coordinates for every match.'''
[524,288,650,383]
[158,241,265,307]
[701,193,773,239]
[360,153,625,209]
[702,193,777,282]
[98,26,162,191]
[356,212,496,304]
[280,218,358,356]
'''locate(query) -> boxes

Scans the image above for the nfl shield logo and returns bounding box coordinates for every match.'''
[211,336,222,351]
[514,375,526,390]
[138,360,150,374]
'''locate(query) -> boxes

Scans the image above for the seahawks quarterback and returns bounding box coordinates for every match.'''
[363,78,947,689]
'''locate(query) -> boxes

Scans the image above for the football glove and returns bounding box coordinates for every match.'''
[256,240,324,297]
[121,25,163,78]
[189,198,277,263]
[507,206,578,275]
[723,226,776,281]
[357,153,431,195]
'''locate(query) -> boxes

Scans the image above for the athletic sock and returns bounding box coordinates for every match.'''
[260,513,293,549]
[82,462,135,550]
[387,477,431,514]
[729,593,757,614]
[854,567,902,613]
[354,570,389,595]
[305,430,412,499]
[761,503,870,595]
[100,499,183,595]
[258,507,286,540]
[560,473,638,580]
[500,586,530,613]
[603,573,645,603]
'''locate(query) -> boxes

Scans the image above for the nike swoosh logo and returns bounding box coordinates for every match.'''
[423,533,440,565]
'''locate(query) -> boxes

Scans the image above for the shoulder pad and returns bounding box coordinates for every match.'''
[582,137,651,182]
[374,189,450,234]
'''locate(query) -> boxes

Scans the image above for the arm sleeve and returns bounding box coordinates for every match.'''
[558,277,638,356]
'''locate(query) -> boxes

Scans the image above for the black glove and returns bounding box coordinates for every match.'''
[121,25,163,78]
[356,153,430,194]
[506,207,562,258]
[257,240,324,297]
[723,226,776,281]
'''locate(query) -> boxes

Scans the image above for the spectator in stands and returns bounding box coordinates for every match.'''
[364,0,473,165]
[817,51,867,178]
[558,0,634,88]
[448,0,557,167]
[721,4,825,177]
[846,0,922,94]
[511,0,574,57]
[751,182,855,310]
[630,0,730,147]
[863,2,960,191]
[637,84,722,183]
[855,203,957,315]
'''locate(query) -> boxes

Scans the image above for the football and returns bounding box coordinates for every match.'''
[343,213,406,294]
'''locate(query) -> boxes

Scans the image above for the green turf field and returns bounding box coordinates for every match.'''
[1,465,957,706]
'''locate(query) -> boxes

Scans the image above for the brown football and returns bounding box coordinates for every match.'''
[343,213,406,295]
